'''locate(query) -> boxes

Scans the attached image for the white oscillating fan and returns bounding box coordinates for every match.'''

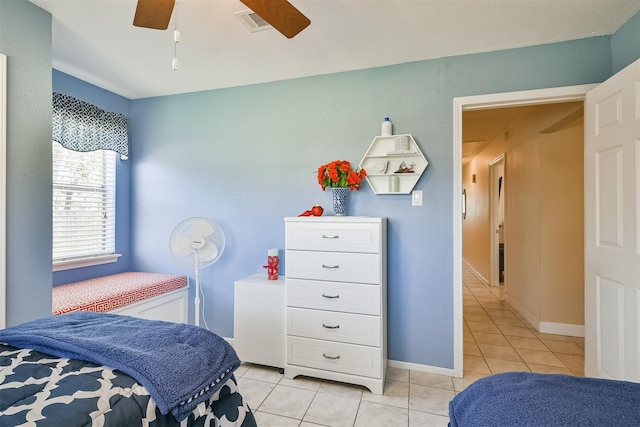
[169,217,225,328]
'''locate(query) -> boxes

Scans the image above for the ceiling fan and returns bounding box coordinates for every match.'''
[133,0,310,39]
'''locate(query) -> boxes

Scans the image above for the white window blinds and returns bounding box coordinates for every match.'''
[52,141,116,263]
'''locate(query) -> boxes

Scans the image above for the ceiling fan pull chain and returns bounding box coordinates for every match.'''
[172,2,180,70]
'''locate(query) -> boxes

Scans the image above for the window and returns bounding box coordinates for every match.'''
[52,141,119,271]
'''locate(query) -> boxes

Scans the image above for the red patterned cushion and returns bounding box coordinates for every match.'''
[53,272,188,315]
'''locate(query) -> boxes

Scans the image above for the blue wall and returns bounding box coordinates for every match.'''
[129,37,614,369]
[52,70,133,285]
[0,0,53,326]
[611,11,640,74]
[5,1,639,369]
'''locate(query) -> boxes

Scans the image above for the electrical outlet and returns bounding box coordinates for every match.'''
[412,190,423,206]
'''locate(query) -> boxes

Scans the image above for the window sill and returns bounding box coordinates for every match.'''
[53,254,122,272]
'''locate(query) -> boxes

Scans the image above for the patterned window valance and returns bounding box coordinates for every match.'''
[52,92,128,160]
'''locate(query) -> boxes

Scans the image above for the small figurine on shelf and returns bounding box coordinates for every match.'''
[263,248,279,280]
[394,161,416,173]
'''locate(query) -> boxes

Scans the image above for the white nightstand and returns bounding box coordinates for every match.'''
[233,274,286,370]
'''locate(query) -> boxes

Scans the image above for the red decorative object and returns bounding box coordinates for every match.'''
[298,205,324,217]
[263,255,279,280]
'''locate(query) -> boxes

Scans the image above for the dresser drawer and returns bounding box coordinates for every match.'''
[287,279,380,315]
[287,336,382,378]
[285,251,381,284]
[287,307,380,346]
[285,221,380,253]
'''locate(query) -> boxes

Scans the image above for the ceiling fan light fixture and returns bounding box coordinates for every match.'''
[133,0,309,39]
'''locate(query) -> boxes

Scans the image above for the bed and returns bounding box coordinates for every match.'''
[448,372,640,426]
[0,311,257,426]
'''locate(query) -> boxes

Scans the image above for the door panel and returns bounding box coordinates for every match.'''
[595,276,624,378]
[595,146,623,247]
[585,59,640,381]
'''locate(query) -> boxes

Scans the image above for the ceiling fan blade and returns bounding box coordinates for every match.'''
[240,0,310,38]
[133,0,175,30]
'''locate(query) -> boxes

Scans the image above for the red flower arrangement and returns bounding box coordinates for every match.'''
[317,160,367,191]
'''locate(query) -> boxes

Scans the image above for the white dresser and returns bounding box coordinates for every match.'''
[284,216,387,394]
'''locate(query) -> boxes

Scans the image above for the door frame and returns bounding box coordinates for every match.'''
[0,53,6,329]
[452,84,596,377]
[489,153,505,288]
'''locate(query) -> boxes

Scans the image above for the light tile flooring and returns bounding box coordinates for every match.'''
[463,265,584,379]
[235,265,584,426]
[236,364,453,427]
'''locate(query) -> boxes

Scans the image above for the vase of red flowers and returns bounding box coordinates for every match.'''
[317,160,366,216]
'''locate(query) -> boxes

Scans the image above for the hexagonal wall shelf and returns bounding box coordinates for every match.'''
[359,134,428,195]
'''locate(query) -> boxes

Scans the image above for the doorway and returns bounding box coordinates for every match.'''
[453,84,595,377]
[489,154,505,288]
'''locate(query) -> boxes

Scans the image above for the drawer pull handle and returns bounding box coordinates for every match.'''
[322,323,340,329]
[322,264,340,269]
[322,294,340,299]
[322,353,341,360]
[322,234,340,239]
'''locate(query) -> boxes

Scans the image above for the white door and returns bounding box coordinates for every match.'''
[584,59,640,381]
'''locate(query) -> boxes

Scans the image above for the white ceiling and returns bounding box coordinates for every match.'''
[31,0,640,100]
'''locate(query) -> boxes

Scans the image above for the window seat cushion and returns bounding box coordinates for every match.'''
[53,272,188,315]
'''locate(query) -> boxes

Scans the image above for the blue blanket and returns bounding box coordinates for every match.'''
[449,372,640,426]
[0,312,240,422]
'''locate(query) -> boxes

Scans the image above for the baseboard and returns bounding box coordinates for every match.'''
[505,294,540,330]
[505,297,585,337]
[539,322,584,337]
[462,259,489,285]
[388,359,457,377]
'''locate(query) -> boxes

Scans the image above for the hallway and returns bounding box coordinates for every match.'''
[463,264,584,382]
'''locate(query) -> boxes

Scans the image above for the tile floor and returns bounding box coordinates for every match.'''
[236,364,453,427]
[235,265,584,426]
[462,264,584,379]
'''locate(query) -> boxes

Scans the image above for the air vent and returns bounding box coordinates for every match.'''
[235,10,273,33]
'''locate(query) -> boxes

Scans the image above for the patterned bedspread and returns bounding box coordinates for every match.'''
[0,344,257,427]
